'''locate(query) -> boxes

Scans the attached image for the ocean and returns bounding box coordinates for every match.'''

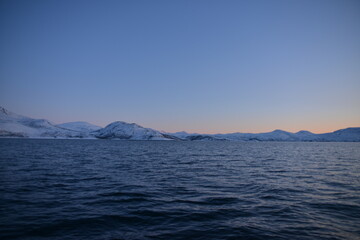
[1,139,359,240]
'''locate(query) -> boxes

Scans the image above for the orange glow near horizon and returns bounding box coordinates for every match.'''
[146,120,360,134]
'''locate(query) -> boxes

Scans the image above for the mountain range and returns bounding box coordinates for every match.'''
[0,106,359,142]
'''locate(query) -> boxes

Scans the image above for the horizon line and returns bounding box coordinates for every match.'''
[1,106,358,135]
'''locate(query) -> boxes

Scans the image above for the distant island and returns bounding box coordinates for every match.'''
[0,106,359,142]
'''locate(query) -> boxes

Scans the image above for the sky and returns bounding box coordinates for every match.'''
[0,0,359,134]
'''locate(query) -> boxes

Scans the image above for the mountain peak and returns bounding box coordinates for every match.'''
[0,106,25,120]
[109,120,137,125]
[296,130,314,135]
[0,106,10,115]
[271,129,290,134]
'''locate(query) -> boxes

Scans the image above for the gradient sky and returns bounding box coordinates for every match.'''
[0,0,359,134]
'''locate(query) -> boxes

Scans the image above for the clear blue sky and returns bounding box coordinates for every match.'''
[0,0,359,133]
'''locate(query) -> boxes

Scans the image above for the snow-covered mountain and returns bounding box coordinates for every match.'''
[1,106,359,141]
[214,130,301,141]
[170,131,226,141]
[212,130,298,141]
[168,128,360,142]
[185,134,227,141]
[0,107,88,138]
[317,128,360,142]
[93,121,178,140]
[57,121,101,133]
[170,131,193,139]
[210,128,360,142]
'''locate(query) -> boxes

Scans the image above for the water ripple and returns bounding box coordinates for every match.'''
[0,139,359,240]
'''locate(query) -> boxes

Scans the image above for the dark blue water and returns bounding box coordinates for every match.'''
[1,139,360,240]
